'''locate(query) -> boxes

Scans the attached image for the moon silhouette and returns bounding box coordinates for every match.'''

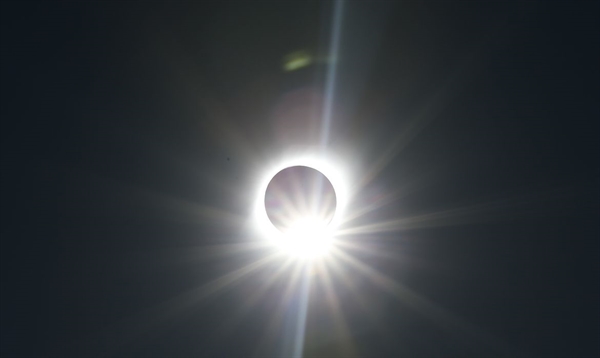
[264,165,337,233]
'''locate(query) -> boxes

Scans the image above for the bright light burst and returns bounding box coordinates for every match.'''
[253,153,350,259]
[127,0,518,355]
[278,216,333,258]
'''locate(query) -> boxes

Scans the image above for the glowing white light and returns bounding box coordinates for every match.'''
[280,217,332,258]
[253,151,349,259]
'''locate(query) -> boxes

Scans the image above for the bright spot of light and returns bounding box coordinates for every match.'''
[279,216,333,258]
[253,152,350,259]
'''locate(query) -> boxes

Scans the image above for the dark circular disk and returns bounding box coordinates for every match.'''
[264,166,337,232]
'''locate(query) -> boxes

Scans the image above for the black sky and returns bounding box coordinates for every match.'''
[1,1,599,357]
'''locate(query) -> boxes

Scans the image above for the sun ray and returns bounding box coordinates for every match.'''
[330,248,516,355]
[339,187,404,226]
[207,256,296,345]
[352,59,476,196]
[316,262,361,357]
[320,0,345,148]
[137,241,273,269]
[244,257,297,308]
[334,239,416,264]
[336,195,544,237]
[340,167,441,227]
[90,174,246,227]
[253,262,306,356]
[104,252,280,354]
[292,266,312,358]
[323,250,371,314]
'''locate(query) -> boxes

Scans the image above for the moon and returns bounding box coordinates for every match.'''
[264,165,337,233]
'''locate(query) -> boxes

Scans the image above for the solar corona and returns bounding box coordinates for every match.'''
[254,155,348,259]
[264,165,336,258]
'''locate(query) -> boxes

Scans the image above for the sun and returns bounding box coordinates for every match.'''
[278,216,333,258]
[253,152,349,259]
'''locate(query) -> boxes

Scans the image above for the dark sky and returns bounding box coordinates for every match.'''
[1,1,599,357]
